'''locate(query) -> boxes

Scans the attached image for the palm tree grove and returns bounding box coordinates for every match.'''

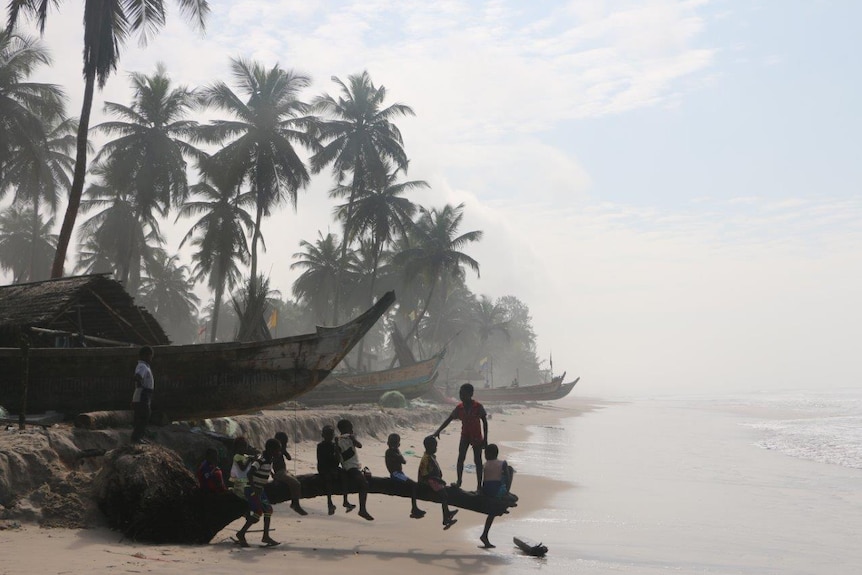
[0,12,549,387]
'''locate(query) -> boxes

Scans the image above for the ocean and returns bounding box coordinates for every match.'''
[480,391,862,575]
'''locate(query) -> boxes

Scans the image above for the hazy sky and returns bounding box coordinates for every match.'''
[16,0,862,396]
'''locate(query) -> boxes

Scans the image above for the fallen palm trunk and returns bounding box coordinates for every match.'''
[95,444,517,544]
[74,410,170,429]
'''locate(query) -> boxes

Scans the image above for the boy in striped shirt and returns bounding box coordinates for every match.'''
[235,438,281,548]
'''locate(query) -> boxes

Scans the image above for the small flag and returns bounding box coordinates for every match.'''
[407,309,416,321]
[267,308,278,330]
[196,324,207,342]
[479,356,489,371]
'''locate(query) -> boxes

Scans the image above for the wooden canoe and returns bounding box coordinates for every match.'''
[469,373,565,403]
[295,351,444,406]
[0,292,395,420]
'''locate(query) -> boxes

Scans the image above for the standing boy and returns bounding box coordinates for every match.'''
[235,438,281,548]
[130,346,154,444]
[433,383,488,491]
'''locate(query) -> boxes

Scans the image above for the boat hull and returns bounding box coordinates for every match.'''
[297,353,443,406]
[0,293,395,420]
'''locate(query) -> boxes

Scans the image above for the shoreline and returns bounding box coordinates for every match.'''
[0,399,598,574]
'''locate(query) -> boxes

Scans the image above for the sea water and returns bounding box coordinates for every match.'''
[479,391,862,575]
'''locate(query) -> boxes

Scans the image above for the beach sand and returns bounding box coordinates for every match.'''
[0,401,592,575]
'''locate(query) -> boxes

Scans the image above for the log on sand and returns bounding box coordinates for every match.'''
[95,444,517,544]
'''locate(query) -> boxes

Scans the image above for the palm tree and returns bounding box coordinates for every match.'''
[77,158,163,292]
[1,116,76,278]
[291,231,358,324]
[138,248,200,343]
[177,166,254,342]
[7,0,210,279]
[311,71,414,321]
[333,166,423,305]
[0,29,66,173]
[74,234,114,275]
[198,58,316,283]
[231,274,279,342]
[0,204,56,282]
[392,202,483,347]
[94,63,202,217]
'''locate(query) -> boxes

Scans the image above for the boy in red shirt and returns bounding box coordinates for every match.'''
[433,383,488,491]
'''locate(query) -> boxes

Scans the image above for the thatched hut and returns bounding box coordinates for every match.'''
[0,274,169,348]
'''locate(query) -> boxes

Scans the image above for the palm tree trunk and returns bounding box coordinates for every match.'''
[210,276,224,343]
[389,279,436,368]
[51,67,96,279]
[29,203,39,282]
[355,240,382,371]
[333,168,363,325]
[250,202,263,284]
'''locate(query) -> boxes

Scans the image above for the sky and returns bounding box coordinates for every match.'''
[13,0,862,396]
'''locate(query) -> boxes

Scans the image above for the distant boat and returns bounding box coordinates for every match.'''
[296,352,444,406]
[0,292,396,420]
[447,372,578,404]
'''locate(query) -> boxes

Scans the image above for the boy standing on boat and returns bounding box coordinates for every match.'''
[130,346,154,444]
[433,383,488,491]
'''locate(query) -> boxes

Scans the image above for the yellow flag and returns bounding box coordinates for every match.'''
[267,309,278,330]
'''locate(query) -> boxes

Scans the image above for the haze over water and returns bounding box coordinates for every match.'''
[484,391,862,574]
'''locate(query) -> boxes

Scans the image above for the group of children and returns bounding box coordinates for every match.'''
[195,383,514,549]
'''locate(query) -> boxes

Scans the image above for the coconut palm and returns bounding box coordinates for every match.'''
[138,248,200,343]
[0,29,66,174]
[333,166,423,305]
[231,274,279,342]
[392,202,483,346]
[94,63,202,217]
[1,116,76,278]
[7,0,210,279]
[77,158,164,292]
[177,166,254,342]
[74,234,114,275]
[0,204,56,282]
[311,71,414,321]
[291,231,359,324]
[198,58,316,283]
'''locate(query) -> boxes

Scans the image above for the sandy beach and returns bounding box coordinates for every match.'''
[0,400,592,575]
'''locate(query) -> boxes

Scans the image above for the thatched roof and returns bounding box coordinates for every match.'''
[0,274,169,347]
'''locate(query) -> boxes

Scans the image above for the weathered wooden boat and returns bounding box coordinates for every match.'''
[469,373,565,403]
[0,292,396,420]
[295,352,444,406]
[296,371,440,406]
[533,376,580,401]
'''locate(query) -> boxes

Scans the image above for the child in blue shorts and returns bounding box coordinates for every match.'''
[385,433,426,519]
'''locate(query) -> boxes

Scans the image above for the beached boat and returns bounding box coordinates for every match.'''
[296,352,444,406]
[468,373,564,403]
[0,292,395,420]
[535,376,580,401]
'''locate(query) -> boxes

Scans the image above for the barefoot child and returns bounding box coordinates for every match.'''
[336,419,374,521]
[317,424,352,515]
[273,431,307,515]
[418,436,459,530]
[235,438,281,548]
[479,443,515,548]
[385,433,426,519]
[433,383,488,491]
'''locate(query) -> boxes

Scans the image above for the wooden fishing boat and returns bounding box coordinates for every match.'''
[296,372,439,406]
[469,373,565,403]
[533,376,580,401]
[0,292,395,420]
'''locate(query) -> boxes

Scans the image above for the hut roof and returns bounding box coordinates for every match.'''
[0,274,170,347]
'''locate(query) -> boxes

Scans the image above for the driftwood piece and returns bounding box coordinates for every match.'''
[94,444,517,544]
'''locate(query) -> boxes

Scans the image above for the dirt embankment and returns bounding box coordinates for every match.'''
[0,404,449,529]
